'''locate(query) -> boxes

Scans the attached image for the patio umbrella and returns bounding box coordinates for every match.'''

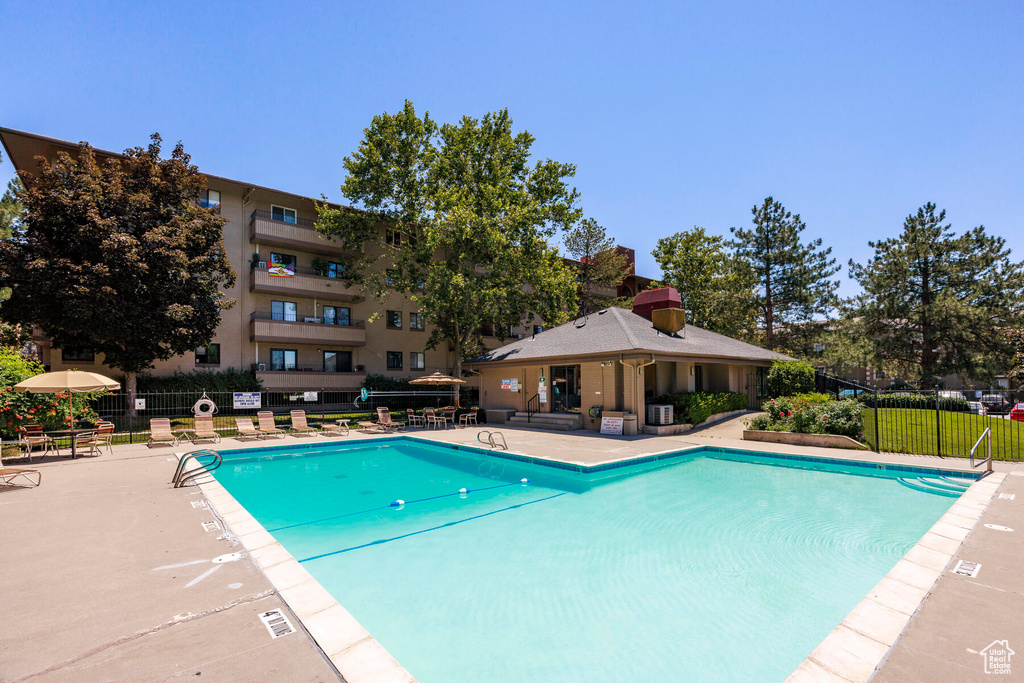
[408,371,466,407]
[14,370,120,428]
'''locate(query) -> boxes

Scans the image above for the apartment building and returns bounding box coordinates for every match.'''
[0,128,652,390]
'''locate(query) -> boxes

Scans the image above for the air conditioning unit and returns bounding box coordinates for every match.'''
[255,362,266,372]
[647,404,673,425]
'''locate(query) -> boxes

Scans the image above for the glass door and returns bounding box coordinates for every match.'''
[550,365,582,413]
[271,300,297,322]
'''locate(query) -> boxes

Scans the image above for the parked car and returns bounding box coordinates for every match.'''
[1011,403,1024,422]
[981,395,1012,415]
[966,401,986,416]
[938,390,966,401]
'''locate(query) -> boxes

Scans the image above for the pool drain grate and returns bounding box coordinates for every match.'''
[259,609,295,638]
[952,560,981,578]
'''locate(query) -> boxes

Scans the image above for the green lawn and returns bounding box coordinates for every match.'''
[862,408,1023,461]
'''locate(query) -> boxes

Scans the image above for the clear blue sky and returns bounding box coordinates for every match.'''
[2,1,1021,296]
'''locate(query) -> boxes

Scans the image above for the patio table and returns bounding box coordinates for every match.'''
[44,428,97,459]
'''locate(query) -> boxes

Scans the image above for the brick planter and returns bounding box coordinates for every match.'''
[742,429,869,451]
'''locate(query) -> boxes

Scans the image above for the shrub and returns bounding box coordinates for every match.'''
[766,359,816,396]
[792,392,833,404]
[858,393,970,413]
[0,347,100,439]
[137,368,262,393]
[749,395,864,440]
[650,391,748,425]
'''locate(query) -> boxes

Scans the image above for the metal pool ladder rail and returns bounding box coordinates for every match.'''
[477,430,508,450]
[172,449,223,488]
[970,428,992,472]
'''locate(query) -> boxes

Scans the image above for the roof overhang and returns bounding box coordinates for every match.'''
[463,350,778,368]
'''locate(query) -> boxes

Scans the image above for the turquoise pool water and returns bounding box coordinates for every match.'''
[214,439,965,682]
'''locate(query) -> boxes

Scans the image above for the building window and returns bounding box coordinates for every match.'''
[323,350,353,373]
[409,312,425,330]
[271,300,297,322]
[385,229,402,247]
[61,346,94,362]
[322,306,350,326]
[271,205,297,224]
[386,310,402,329]
[195,343,221,365]
[410,352,425,370]
[386,351,403,370]
[533,325,543,335]
[327,261,345,278]
[199,189,221,209]
[270,349,297,371]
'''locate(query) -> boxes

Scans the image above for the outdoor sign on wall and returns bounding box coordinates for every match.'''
[600,415,624,435]
[538,383,547,403]
[134,399,146,411]
[500,379,520,392]
[233,392,262,409]
[303,391,318,401]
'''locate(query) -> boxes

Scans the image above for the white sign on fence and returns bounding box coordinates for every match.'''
[233,392,262,409]
[134,398,146,411]
[600,416,624,435]
[303,391,318,401]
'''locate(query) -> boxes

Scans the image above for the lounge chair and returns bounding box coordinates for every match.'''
[257,411,287,439]
[423,408,448,429]
[356,420,387,433]
[406,409,425,427]
[235,417,265,440]
[376,407,404,432]
[76,421,115,456]
[190,414,222,443]
[288,410,319,436]
[17,425,55,461]
[0,453,41,487]
[320,419,350,436]
[148,418,180,448]
[458,406,480,428]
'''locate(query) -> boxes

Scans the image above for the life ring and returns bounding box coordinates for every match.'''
[193,397,217,415]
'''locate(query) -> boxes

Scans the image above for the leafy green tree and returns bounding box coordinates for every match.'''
[0,135,236,415]
[317,102,580,403]
[730,198,840,350]
[766,359,816,396]
[652,226,757,338]
[563,218,629,316]
[848,203,1024,386]
[0,154,29,347]
[1005,327,1024,385]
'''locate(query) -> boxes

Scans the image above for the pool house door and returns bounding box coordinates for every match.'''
[550,365,582,413]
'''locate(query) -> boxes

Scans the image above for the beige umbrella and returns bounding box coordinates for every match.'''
[14,370,120,429]
[409,371,466,407]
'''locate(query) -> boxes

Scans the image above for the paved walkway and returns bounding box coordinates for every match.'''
[2,420,1022,682]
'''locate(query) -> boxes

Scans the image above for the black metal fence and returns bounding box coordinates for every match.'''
[89,388,480,445]
[814,372,1024,460]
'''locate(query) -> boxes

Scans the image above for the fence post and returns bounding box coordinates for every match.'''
[934,389,942,457]
[873,389,879,453]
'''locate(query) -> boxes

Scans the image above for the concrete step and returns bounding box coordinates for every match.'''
[507,413,583,431]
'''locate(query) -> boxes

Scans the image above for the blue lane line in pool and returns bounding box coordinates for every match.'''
[297,492,567,563]
[266,481,525,532]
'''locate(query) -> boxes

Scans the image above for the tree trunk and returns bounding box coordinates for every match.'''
[453,355,462,409]
[764,268,774,349]
[124,371,138,419]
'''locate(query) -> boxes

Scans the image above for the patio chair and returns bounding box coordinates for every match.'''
[288,410,319,436]
[356,420,387,433]
[0,453,41,487]
[191,414,222,443]
[234,417,265,440]
[76,421,115,456]
[458,406,480,428]
[376,407,404,432]
[16,425,55,461]
[147,418,180,448]
[257,411,287,439]
[406,408,425,428]
[423,408,448,430]
[442,406,456,424]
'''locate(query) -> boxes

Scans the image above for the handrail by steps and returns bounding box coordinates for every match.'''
[477,430,508,450]
[172,449,223,488]
[969,428,992,472]
[526,394,539,423]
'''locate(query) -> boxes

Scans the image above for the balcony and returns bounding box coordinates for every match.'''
[250,263,361,303]
[250,311,366,346]
[249,209,350,256]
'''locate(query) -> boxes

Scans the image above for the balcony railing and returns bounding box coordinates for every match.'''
[250,208,318,229]
[251,261,350,279]
[249,262,361,302]
[252,363,357,373]
[250,311,364,327]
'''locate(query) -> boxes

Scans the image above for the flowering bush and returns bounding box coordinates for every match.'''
[748,395,863,441]
[0,348,101,439]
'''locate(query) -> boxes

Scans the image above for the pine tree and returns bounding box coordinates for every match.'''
[563,218,630,316]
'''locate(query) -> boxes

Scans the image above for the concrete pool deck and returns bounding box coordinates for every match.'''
[2,416,1022,681]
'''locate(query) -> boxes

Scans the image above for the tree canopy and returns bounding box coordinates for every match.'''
[0,135,236,407]
[652,226,756,338]
[847,203,1024,386]
[317,101,580,400]
[730,197,840,350]
[563,218,630,316]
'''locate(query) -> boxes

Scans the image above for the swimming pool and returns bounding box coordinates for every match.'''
[213,438,971,681]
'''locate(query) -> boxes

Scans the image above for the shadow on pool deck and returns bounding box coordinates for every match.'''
[3,416,1022,682]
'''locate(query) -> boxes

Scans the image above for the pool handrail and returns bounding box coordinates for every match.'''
[172,449,223,488]
[969,428,992,472]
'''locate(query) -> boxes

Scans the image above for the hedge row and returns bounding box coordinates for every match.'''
[650,391,748,425]
[857,393,971,413]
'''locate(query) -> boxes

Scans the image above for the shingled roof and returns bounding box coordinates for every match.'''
[465,306,790,365]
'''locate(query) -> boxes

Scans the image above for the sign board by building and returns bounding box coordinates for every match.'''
[304,391,318,401]
[600,416,624,435]
[233,392,262,409]
[538,384,547,403]
[500,379,520,393]
[134,399,146,411]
